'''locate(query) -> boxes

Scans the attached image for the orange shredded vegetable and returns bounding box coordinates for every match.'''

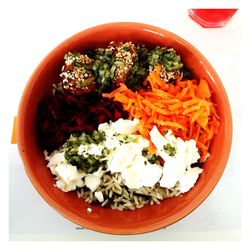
[103,66,220,161]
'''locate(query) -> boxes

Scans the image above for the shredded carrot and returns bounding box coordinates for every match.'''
[102,83,128,98]
[103,70,220,160]
[196,79,211,99]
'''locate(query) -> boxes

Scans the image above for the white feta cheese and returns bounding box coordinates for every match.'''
[106,138,147,172]
[179,166,203,193]
[109,118,139,135]
[104,130,161,189]
[122,158,162,189]
[55,164,80,184]
[160,158,186,189]
[98,118,139,138]
[85,168,104,192]
[149,126,202,192]
[46,151,66,171]
[149,126,172,161]
[88,144,104,156]
[45,151,86,192]
[46,119,203,196]
[78,143,104,157]
[97,119,163,189]
[94,191,104,202]
[140,163,163,187]
[87,207,92,213]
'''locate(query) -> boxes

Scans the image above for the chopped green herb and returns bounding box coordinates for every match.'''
[163,143,176,156]
[148,46,183,83]
[63,130,107,174]
[142,148,160,164]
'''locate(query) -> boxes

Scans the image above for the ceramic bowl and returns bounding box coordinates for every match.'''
[17,22,232,234]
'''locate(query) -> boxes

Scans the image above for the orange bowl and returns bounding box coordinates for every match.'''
[17,22,232,234]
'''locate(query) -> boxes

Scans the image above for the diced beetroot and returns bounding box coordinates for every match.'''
[37,92,127,152]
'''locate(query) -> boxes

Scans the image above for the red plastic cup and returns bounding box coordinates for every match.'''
[188,9,238,28]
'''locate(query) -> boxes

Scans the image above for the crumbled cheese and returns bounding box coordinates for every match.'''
[94,191,104,202]
[121,158,162,189]
[45,151,86,192]
[99,119,162,189]
[84,168,104,192]
[78,143,104,157]
[87,208,92,213]
[149,126,202,192]
[45,119,203,195]
[98,118,139,137]
[178,166,203,193]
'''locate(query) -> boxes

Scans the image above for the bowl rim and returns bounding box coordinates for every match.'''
[16,22,233,235]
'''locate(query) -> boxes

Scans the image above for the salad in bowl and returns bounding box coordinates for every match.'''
[17,23,231,234]
[38,41,220,211]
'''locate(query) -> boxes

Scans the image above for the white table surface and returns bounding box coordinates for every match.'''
[6,1,241,241]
